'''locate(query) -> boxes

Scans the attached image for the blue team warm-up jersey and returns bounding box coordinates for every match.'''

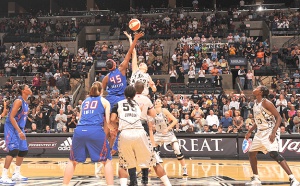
[106,68,127,96]
[78,96,105,126]
[5,96,29,129]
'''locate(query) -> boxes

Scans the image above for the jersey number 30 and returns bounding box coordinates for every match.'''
[83,101,98,110]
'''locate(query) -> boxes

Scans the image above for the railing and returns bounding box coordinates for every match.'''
[3,33,77,43]
[235,77,243,93]
[282,33,300,48]
[271,28,300,37]
[71,81,84,107]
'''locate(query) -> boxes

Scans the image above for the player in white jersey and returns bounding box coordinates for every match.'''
[110,86,171,186]
[152,98,188,176]
[245,86,299,186]
[126,32,156,96]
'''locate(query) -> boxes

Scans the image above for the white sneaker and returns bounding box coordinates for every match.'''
[12,173,28,181]
[245,176,261,185]
[290,178,300,186]
[0,176,15,185]
[182,167,188,176]
[156,151,163,163]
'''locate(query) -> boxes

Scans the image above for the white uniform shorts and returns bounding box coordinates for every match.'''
[118,129,156,169]
[154,132,178,146]
[249,129,280,154]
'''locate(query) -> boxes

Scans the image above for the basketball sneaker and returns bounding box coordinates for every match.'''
[11,172,28,181]
[156,151,163,163]
[290,178,300,186]
[0,176,15,185]
[245,176,261,185]
[182,166,188,176]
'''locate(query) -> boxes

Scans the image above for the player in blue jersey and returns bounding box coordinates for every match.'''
[102,31,144,109]
[63,81,116,186]
[1,84,32,184]
[102,31,144,155]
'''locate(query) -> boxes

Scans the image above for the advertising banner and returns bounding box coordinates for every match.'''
[238,137,300,159]
[160,137,237,158]
[228,57,248,66]
[0,134,298,159]
[0,136,72,156]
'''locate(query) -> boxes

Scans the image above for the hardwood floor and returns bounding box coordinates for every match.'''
[1,158,299,185]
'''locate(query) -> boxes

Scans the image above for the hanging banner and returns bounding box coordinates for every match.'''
[228,57,248,66]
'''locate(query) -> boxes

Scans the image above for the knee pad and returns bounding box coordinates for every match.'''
[8,149,19,158]
[173,142,184,160]
[269,151,285,163]
[18,150,28,157]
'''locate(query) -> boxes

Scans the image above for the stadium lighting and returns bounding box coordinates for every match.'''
[257,6,263,11]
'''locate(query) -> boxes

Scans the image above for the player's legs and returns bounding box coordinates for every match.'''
[248,151,259,175]
[118,130,138,186]
[1,128,19,184]
[119,167,129,186]
[12,139,28,181]
[103,159,114,186]
[63,160,78,185]
[153,163,172,186]
[172,141,188,176]
[245,151,261,185]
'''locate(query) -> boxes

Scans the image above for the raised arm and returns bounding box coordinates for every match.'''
[119,31,144,75]
[102,75,109,91]
[148,76,157,93]
[123,31,139,73]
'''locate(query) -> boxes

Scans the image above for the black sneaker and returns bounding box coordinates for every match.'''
[141,177,148,185]
[128,180,138,186]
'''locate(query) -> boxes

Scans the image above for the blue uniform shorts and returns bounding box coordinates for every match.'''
[70,126,112,162]
[105,95,125,109]
[4,125,28,152]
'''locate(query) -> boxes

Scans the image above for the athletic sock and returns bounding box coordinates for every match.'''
[14,166,20,174]
[2,168,8,178]
[128,168,137,183]
[289,174,295,180]
[120,178,128,186]
[253,174,259,178]
[160,175,172,186]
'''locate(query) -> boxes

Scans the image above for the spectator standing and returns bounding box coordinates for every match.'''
[214,72,223,88]
[68,114,77,133]
[169,66,177,83]
[246,70,254,90]
[55,109,67,132]
[238,67,246,89]
[49,100,58,130]
[65,105,74,132]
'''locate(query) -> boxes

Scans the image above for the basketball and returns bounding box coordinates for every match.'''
[129,19,141,31]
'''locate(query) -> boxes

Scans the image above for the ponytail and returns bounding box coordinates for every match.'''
[127,97,135,107]
[124,86,136,107]
[89,81,102,97]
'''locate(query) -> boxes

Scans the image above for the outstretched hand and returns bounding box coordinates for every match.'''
[123,31,132,41]
[133,31,144,40]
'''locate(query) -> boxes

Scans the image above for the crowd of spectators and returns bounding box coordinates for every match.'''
[0,5,298,136]
[0,15,80,40]
[153,87,300,135]
[0,40,100,133]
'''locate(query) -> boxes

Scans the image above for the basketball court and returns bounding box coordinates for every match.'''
[2,158,299,185]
